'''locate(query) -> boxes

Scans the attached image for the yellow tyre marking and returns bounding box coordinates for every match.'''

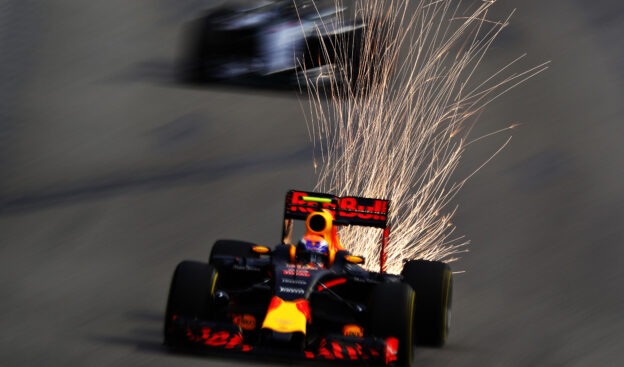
[210,271,218,296]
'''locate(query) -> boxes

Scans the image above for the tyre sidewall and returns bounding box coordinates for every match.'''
[164,261,218,344]
[401,260,452,347]
[369,282,415,367]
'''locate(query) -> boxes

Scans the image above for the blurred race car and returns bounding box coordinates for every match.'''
[178,0,376,89]
[164,190,453,367]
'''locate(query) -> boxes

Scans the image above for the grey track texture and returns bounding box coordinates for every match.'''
[1,1,623,366]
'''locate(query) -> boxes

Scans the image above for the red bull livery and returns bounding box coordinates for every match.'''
[163,190,453,366]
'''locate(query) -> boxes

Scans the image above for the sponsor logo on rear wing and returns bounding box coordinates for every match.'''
[284,190,390,228]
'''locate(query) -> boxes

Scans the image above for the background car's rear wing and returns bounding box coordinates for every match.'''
[284,190,390,228]
[283,190,392,273]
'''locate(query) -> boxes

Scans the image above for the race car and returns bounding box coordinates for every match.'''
[164,190,453,367]
[177,0,380,90]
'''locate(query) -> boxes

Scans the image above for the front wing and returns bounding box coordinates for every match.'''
[168,315,399,366]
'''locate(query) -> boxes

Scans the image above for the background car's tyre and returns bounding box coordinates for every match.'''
[209,239,260,263]
[164,261,218,345]
[179,10,235,84]
[341,21,389,97]
[178,18,211,83]
[369,282,415,367]
[401,260,453,347]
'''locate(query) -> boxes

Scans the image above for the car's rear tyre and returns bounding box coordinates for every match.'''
[338,20,389,98]
[179,11,235,83]
[178,18,211,83]
[164,261,218,345]
[369,282,415,367]
[209,239,260,263]
[401,260,452,347]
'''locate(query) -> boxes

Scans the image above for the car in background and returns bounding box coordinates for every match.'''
[178,0,376,90]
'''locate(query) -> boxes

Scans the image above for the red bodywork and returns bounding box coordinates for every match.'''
[172,315,398,365]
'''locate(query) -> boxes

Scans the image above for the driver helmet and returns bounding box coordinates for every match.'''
[299,234,329,255]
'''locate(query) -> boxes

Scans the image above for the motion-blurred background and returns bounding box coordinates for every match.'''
[1,0,622,366]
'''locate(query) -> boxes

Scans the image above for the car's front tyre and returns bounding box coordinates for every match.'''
[164,261,218,346]
[369,282,415,367]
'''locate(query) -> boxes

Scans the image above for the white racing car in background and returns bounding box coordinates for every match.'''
[178,0,378,89]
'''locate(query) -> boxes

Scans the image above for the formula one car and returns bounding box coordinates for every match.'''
[164,190,453,367]
[178,0,378,90]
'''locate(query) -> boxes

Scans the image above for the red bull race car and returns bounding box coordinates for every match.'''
[164,190,453,367]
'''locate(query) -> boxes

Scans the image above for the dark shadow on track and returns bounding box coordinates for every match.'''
[0,145,312,216]
[88,310,166,355]
[106,57,319,98]
[104,56,348,103]
[89,309,313,367]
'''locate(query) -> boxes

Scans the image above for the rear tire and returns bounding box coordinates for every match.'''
[401,260,452,347]
[343,20,389,97]
[178,12,233,83]
[209,239,260,263]
[164,261,218,345]
[369,282,415,367]
[178,18,211,83]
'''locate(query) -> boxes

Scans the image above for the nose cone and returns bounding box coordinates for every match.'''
[261,296,309,335]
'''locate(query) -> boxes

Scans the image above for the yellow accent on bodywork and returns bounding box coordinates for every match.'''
[262,299,307,334]
[252,245,271,254]
[289,244,297,263]
[305,211,333,235]
[302,196,332,203]
[343,324,364,337]
[345,255,365,264]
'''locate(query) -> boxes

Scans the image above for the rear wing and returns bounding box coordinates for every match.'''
[283,190,392,273]
[284,190,390,228]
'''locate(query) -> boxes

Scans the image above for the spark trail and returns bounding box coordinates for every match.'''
[301,0,548,273]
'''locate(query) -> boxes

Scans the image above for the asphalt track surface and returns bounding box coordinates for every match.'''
[1,1,623,366]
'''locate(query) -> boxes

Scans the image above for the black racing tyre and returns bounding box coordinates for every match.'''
[343,19,390,97]
[209,239,260,263]
[369,282,415,367]
[272,243,294,263]
[347,28,366,94]
[164,261,218,345]
[178,18,212,83]
[178,12,232,83]
[401,260,453,347]
[303,27,378,97]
